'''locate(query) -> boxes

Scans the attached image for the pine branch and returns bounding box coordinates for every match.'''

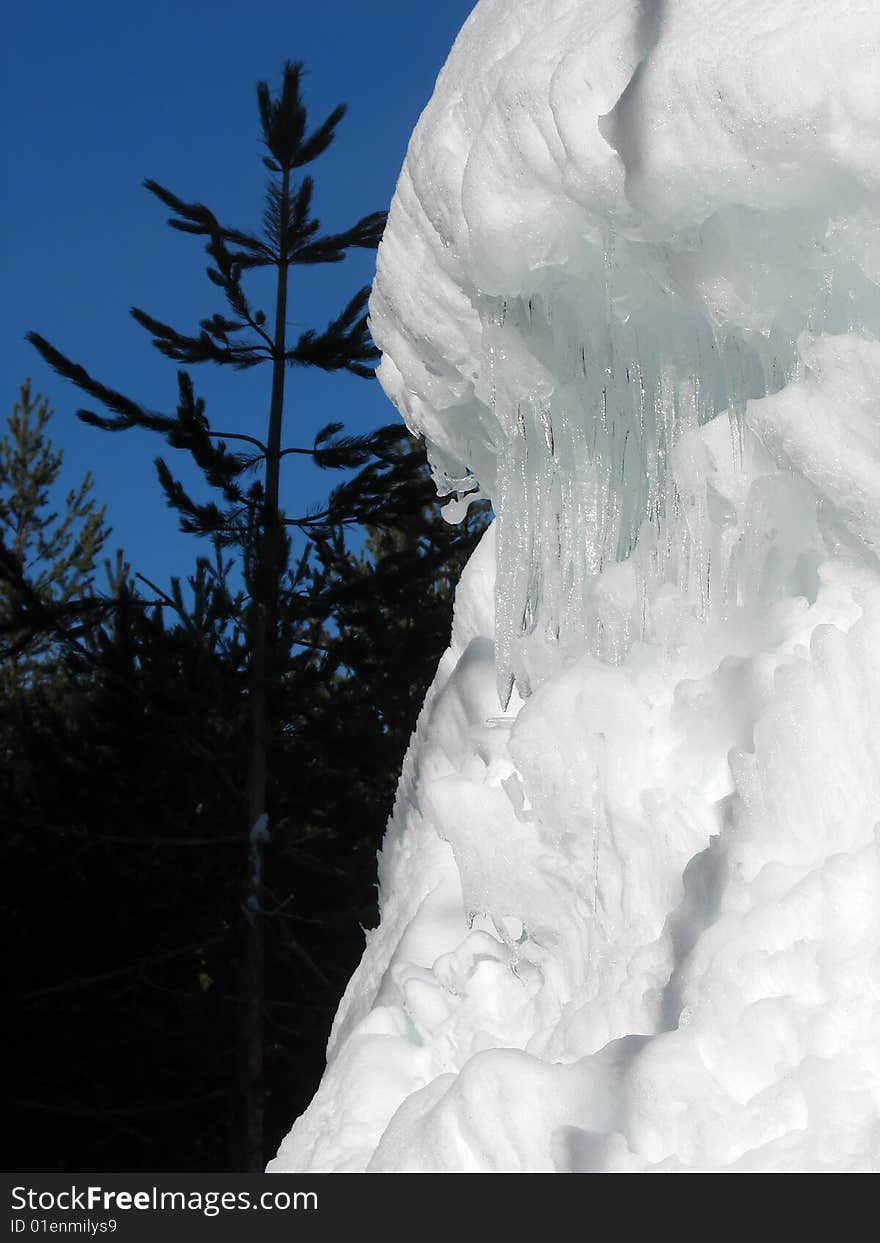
[153,456,245,543]
[207,429,267,454]
[293,104,347,169]
[290,211,386,265]
[257,61,347,171]
[0,539,118,659]
[311,423,402,470]
[286,286,380,376]
[26,334,168,432]
[130,307,268,369]
[143,179,272,267]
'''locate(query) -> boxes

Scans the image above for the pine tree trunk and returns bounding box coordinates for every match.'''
[238,165,290,1172]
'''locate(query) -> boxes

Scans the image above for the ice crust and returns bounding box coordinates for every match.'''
[270,0,880,1172]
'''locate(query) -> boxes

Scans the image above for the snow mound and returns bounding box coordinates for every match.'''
[270,0,880,1172]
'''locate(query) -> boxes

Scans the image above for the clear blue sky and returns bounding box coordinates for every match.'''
[2,0,475,588]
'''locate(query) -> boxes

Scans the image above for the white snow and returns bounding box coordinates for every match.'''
[270,0,880,1172]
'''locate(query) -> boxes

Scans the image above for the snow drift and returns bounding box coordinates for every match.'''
[270,0,880,1171]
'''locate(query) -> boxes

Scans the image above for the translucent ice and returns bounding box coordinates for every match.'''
[371,0,880,704]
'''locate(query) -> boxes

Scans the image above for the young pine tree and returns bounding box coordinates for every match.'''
[0,380,109,689]
[27,61,387,1170]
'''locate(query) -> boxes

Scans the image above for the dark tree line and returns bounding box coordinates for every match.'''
[3,61,489,1172]
[2,385,487,1172]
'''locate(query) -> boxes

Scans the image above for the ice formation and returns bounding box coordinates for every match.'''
[270,0,880,1172]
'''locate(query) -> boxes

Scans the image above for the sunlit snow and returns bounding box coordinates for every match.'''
[270,0,880,1172]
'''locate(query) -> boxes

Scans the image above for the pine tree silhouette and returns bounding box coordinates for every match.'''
[27,61,388,1170]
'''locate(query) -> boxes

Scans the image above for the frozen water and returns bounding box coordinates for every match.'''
[270,0,880,1172]
[371,0,880,705]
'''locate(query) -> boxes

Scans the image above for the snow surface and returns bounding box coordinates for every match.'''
[270,0,880,1172]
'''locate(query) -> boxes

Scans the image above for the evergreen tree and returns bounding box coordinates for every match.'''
[3,430,488,1174]
[0,380,109,689]
[3,548,252,1172]
[27,60,388,1169]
